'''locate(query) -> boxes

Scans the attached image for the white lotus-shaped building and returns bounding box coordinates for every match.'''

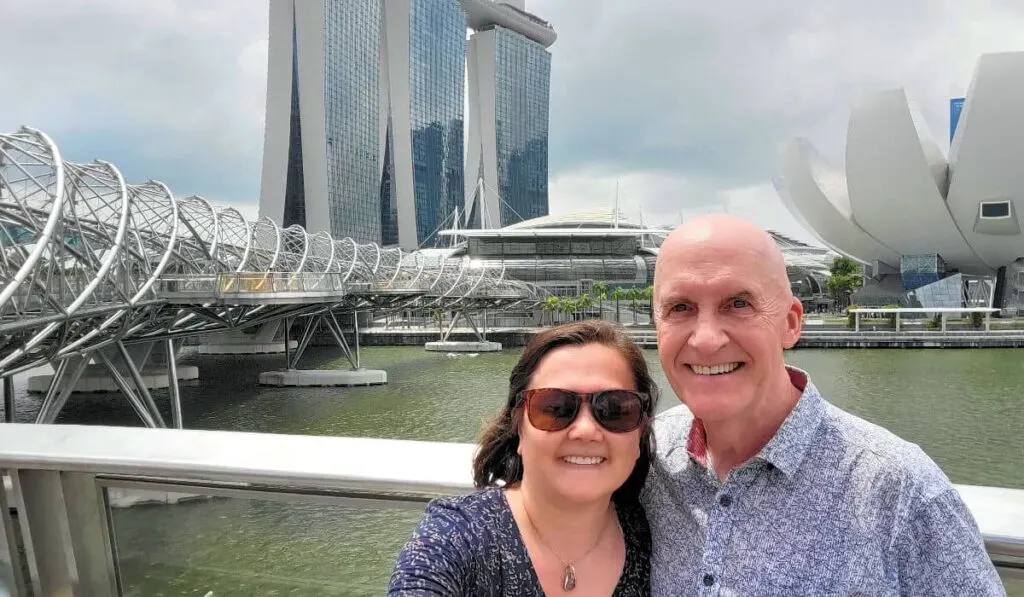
[775,51,1024,313]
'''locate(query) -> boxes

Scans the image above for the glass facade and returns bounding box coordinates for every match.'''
[494,28,551,226]
[282,13,306,229]
[901,253,946,291]
[324,0,381,243]
[464,234,651,286]
[911,273,963,310]
[380,117,398,246]
[385,0,465,247]
[468,236,638,257]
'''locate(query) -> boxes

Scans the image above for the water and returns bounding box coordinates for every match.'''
[7,346,1024,595]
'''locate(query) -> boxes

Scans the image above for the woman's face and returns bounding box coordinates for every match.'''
[517,343,644,505]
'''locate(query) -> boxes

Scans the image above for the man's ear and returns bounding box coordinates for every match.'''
[782,297,803,349]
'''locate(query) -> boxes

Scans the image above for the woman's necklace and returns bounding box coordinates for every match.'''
[520,499,616,592]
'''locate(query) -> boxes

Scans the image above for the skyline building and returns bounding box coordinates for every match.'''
[379,0,466,247]
[463,0,556,229]
[260,0,383,244]
[260,0,557,247]
[260,0,469,249]
[775,51,1024,313]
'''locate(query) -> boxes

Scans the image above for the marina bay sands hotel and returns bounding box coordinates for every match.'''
[258,0,556,250]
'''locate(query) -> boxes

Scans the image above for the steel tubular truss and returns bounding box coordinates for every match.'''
[0,128,544,377]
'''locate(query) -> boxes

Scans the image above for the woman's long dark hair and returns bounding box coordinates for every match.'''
[472,320,658,503]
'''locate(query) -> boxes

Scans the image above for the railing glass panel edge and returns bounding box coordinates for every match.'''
[0,424,1021,595]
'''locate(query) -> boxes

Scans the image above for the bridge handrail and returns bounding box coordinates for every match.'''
[0,423,1020,595]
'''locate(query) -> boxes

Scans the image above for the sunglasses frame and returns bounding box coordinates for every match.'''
[517,388,650,434]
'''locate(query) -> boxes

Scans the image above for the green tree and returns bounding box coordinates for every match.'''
[611,287,627,323]
[576,293,593,319]
[591,281,608,320]
[826,256,863,308]
[626,287,642,324]
[541,296,560,325]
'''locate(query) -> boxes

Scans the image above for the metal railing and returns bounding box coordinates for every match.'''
[0,424,1020,596]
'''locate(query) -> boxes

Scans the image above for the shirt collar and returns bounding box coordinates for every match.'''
[685,366,826,479]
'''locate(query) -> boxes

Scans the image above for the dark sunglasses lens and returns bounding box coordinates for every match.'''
[592,391,644,432]
[528,389,579,431]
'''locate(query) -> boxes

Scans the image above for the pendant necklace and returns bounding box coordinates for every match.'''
[520,500,615,592]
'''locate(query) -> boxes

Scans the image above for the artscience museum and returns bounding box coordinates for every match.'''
[775,51,1024,315]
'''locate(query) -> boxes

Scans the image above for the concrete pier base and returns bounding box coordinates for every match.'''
[425,341,502,353]
[27,364,200,394]
[197,340,297,355]
[258,368,388,387]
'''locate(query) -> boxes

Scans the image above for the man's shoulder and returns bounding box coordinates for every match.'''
[651,404,694,453]
[817,399,952,502]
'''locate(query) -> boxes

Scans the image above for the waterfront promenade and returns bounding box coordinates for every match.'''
[2,344,1021,594]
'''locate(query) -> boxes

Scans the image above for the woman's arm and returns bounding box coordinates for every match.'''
[388,499,479,596]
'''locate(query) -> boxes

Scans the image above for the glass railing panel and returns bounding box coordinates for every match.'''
[106,488,422,597]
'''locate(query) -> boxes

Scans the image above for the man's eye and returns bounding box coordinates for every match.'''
[670,303,689,312]
[731,299,749,309]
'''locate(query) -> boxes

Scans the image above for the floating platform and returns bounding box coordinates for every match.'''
[257,368,388,387]
[197,340,298,355]
[424,341,502,353]
[27,364,200,394]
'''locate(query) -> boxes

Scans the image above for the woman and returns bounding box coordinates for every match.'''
[389,320,658,596]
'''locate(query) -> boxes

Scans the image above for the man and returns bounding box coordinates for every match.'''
[642,214,1003,596]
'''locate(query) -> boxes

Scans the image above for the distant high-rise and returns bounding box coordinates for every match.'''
[463,0,556,229]
[379,0,466,247]
[260,0,467,249]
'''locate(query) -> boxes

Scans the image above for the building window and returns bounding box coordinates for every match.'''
[980,201,1011,219]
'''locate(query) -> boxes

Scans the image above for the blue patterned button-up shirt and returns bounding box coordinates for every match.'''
[642,367,1004,596]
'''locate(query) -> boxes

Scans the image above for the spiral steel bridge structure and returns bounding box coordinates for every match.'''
[0,127,544,382]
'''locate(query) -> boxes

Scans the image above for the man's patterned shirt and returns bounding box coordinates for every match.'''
[642,367,1004,596]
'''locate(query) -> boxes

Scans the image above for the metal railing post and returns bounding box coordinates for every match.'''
[0,474,28,596]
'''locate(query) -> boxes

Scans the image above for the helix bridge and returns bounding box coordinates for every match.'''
[0,127,544,424]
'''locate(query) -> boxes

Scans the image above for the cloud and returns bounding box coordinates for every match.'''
[5,0,1024,244]
[0,0,269,205]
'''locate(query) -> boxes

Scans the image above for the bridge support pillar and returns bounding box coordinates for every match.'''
[197,321,297,355]
[425,309,502,353]
[258,310,387,387]
[27,342,198,395]
[3,376,13,423]
[33,341,180,428]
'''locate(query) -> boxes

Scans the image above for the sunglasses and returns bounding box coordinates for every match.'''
[518,388,649,433]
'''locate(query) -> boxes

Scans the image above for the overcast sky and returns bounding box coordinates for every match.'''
[3,0,1024,244]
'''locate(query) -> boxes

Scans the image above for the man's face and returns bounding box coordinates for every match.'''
[654,241,802,423]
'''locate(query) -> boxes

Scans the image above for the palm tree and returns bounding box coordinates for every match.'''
[539,296,557,325]
[611,287,627,323]
[626,287,641,324]
[560,296,577,321]
[576,293,594,319]
[591,281,608,320]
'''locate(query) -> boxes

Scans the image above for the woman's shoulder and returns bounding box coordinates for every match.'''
[389,488,515,595]
[413,487,510,546]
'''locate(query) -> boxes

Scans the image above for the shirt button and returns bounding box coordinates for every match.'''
[719,494,732,507]
[703,573,715,586]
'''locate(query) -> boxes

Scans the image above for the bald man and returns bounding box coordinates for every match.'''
[641,214,1002,596]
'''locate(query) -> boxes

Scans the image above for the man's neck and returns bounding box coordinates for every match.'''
[704,369,803,482]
